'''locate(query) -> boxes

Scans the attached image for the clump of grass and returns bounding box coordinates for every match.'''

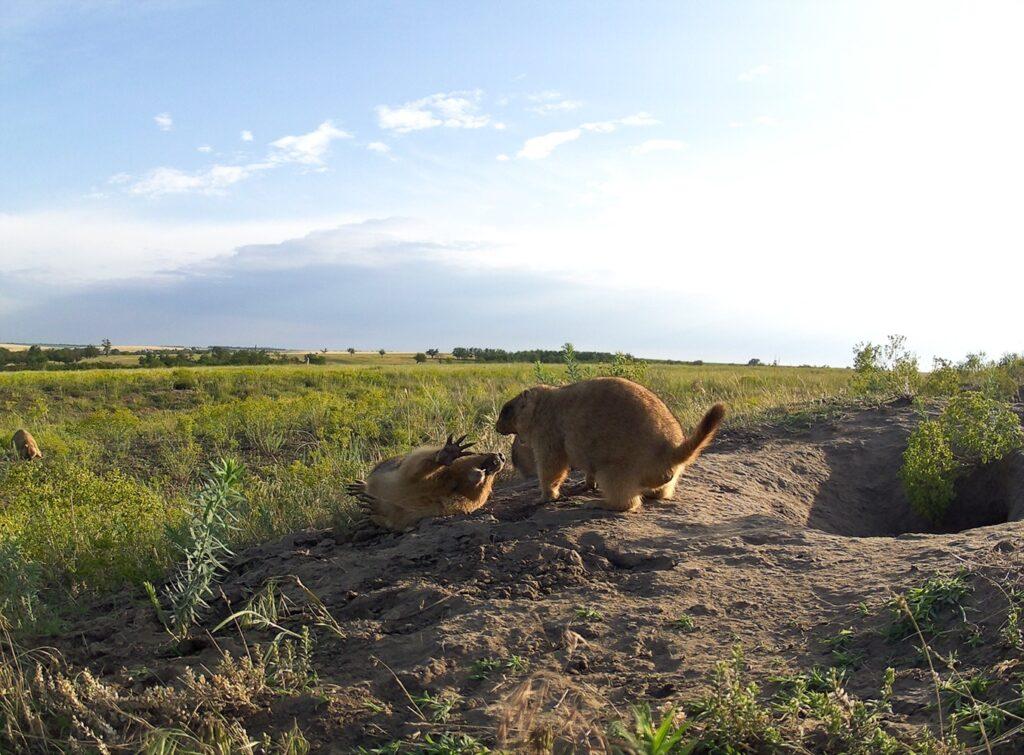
[412,691,461,723]
[608,703,694,754]
[887,571,973,639]
[470,655,529,681]
[668,615,696,632]
[0,621,313,753]
[686,648,783,751]
[574,605,603,622]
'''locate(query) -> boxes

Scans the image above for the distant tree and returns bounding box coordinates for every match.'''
[748,358,763,366]
[26,345,46,367]
[347,347,356,355]
[452,347,471,360]
[101,338,112,356]
[321,348,328,354]
[414,352,427,364]
[304,353,327,365]
[426,348,439,360]
[378,348,386,358]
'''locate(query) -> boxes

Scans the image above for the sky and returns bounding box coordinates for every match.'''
[2,0,1024,365]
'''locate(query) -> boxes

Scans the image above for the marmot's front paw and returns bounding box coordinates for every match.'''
[435,434,475,465]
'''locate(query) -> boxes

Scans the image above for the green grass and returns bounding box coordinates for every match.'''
[0,361,851,625]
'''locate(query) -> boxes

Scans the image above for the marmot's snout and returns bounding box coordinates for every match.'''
[482,452,505,474]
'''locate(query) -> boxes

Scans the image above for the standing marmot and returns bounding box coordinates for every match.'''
[347,435,505,531]
[12,429,42,461]
[496,377,724,512]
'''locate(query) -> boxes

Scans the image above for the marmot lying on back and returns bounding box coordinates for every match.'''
[12,429,42,461]
[347,435,505,531]
[496,377,724,512]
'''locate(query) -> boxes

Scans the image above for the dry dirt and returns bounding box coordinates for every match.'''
[39,403,1024,751]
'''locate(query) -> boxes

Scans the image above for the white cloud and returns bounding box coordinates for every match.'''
[197,144,213,153]
[517,128,582,159]
[128,163,273,197]
[631,138,686,155]
[528,91,585,114]
[515,112,658,159]
[738,64,771,82]
[376,90,493,133]
[115,120,353,197]
[531,99,583,115]
[496,153,510,161]
[154,112,173,131]
[525,91,583,115]
[270,120,351,166]
[240,130,254,142]
[618,112,660,127]
[366,141,391,154]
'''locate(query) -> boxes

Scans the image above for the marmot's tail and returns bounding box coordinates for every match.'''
[671,403,726,466]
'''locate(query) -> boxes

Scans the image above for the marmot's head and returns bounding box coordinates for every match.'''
[451,452,505,486]
[496,388,538,435]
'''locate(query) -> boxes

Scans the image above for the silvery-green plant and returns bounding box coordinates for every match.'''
[146,458,245,636]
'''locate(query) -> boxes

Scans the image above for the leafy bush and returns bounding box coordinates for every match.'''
[902,393,1024,522]
[922,358,961,397]
[171,367,197,390]
[851,335,921,400]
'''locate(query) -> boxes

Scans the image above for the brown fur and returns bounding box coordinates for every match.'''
[511,435,537,478]
[496,377,725,512]
[12,429,42,461]
[347,437,504,531]
[511,434,597,491]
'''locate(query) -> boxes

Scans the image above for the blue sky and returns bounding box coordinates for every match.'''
[3,1,1024,364]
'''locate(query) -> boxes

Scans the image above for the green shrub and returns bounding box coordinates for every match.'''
[851,335,921,400]
[171,368,197,391]
[922,358,961,397]
[902,394,1024,522]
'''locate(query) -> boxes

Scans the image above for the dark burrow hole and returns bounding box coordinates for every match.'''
[807,444,1024,538]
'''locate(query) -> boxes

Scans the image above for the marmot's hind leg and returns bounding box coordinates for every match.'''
[593,470,643,512]
[646,475,679,500]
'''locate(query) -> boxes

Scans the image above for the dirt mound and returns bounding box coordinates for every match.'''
[39,404,1024,751]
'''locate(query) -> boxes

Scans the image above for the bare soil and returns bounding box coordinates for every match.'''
[39,404,1024,751]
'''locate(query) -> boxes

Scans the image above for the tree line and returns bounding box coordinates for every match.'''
[448,347,630,363]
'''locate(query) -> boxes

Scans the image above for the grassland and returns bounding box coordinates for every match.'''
[0,361,850,617]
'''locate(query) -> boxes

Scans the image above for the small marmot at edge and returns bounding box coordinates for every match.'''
[496,377,724,512]
[12,429,42,461]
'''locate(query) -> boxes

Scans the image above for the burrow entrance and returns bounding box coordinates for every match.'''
[699,407,1024,538]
